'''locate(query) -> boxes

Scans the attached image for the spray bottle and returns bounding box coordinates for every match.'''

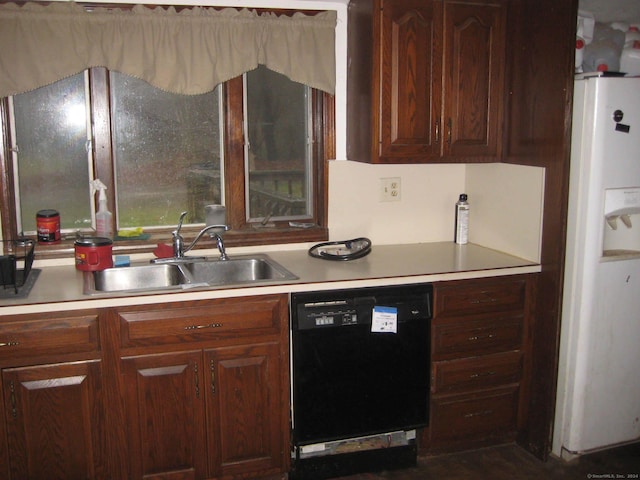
[91,179,113,239]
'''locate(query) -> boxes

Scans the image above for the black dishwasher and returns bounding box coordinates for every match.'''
[290,283,432,479]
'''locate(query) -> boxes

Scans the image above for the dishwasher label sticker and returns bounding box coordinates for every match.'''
[371,306,398,333]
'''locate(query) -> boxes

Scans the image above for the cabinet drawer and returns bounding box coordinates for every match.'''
[435,278,526,317]
[432,314,523,359]
[118,295,286,348]
[430,387,518,442]
[432,351,522,394]
[0,312,100,362]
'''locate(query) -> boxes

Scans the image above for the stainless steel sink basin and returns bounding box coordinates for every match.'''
[83,254,297,294]
[88,263,189,293]
[182,256,297,285]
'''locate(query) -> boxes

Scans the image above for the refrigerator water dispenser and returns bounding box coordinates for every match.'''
[603,187,640,256]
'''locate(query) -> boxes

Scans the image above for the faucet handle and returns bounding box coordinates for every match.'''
[175,211,188,235]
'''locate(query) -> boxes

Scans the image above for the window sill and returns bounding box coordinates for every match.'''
[29,226,329,261]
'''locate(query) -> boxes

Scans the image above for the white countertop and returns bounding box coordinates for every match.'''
[0,242,539,315]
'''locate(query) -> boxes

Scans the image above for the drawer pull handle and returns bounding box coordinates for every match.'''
[464,409,493,418]
[194,363,200,399]
[0,341,19,348]
[184,323,223,331]
[210,359,216,395]
[469,371,497,379]
[470,297,497,304]
[468,334,495,341]
[9,381,17,418]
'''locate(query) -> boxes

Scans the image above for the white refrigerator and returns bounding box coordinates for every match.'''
[553,73,640,460]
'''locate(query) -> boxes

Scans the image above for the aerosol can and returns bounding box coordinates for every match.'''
[454,194,469,245]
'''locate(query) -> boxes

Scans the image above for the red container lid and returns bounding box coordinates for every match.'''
[74,237,112,247]
[36,209,59,218]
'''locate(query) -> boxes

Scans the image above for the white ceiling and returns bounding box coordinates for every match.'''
[579,0,640,25]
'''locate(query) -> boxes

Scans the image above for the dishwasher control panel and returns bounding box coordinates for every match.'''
[298,300,359,329]
[291,284,432,331]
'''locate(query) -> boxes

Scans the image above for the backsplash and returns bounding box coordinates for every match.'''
[328,161,544,263]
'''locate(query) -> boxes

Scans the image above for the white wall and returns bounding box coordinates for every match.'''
[466,163,545,262]
[328,161,545,262]
[328,161,465,244]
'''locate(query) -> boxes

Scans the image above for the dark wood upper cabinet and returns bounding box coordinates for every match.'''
[377,0,442,161]
[347,0,507,164]
[443,0,506,159]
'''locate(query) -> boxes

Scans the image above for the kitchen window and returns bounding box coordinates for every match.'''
[0,2,335,256]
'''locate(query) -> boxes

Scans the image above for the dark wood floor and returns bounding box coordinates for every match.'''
[332,443,640,480]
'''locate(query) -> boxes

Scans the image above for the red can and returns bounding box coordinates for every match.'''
[36,209,61,244]
[74,237,113,271]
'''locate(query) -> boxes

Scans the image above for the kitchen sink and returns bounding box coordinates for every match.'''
[83,254,297,294]
[182,256,297,284]
[88,264,189,293]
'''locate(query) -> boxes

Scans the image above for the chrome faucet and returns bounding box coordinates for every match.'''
[172,211,230,260]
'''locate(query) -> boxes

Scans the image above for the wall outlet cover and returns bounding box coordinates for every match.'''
[380,177,401,202]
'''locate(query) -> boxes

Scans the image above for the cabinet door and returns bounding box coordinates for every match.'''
[442,0,506,159]
[122,351,207,480]
[206,342,285,479]
[377,0,443,162]
[2,360,106,480]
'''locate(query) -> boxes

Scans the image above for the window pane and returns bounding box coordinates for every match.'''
[246,66,312,222]
[12,73,92,233]
[110,73,222,228]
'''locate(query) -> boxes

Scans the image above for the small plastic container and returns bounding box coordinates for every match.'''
[205,204,226,227]
[583,41,621,72]
[36,209,61,244]
[576,37,585,71]
[621,45,640,75]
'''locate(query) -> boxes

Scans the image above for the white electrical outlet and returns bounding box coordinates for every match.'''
[380,177,401,202]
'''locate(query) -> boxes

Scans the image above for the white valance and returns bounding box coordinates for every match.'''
[0,2,336,97]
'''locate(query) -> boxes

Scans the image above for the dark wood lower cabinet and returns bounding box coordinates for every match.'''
[123,350,207,480]
[0,296,289,480]
[0,310,104,480]
[116,295,289,480]
[2,360,107,479]
[207,343,284,479]
[0,278,535,476]
[430,386,520,447]
[122,343,285,480]
[423,275,534,453]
